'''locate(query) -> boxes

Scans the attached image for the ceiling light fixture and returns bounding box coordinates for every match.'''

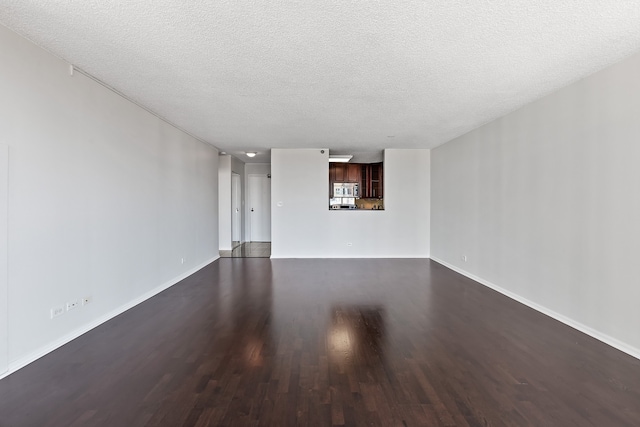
[328,155,353,163]
[246,152,257,158]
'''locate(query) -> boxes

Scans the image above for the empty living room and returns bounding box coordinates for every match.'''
[1,2,640,426]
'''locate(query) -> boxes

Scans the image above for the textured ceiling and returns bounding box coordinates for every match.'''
[1,1,640,163]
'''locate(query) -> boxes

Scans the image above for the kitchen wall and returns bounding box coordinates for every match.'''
[0,24,219,378]
[271,149,430,258]
[431,50,640,357]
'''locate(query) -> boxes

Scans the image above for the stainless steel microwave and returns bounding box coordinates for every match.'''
[333,182,359,198]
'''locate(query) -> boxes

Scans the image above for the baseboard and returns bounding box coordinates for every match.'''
[270,254,430,259]
[0,255,219,380]
[430,257,640,361]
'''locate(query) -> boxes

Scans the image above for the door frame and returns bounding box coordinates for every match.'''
[231,172,241,245]
[247,173,271,242]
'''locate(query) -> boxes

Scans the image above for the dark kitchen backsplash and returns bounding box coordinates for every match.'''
[356,198,385,210]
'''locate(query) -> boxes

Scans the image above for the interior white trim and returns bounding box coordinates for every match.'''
[71,66,215,150]
[430,257,640,361]
[0,256,219,381]
[270,255,430,259]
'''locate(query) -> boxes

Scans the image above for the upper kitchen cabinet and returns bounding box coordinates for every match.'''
[361,162,383,199]
[332,162,343,182]
[329,162,336,192]
[347,164,360,182]
[330,163,360,184]
[329,163,362,198]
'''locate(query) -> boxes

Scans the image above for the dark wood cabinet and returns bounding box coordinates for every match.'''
[334,163,345,181]
[329,163,336,188]
[361,162,383,198]
[329,162,382,199]
[346,164,360,182]
[331,163,360,183]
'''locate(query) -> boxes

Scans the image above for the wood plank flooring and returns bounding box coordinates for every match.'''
[220,242,271,258]
[1,259,639,426]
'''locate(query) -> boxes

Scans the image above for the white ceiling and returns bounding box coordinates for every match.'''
[2,1,640,163]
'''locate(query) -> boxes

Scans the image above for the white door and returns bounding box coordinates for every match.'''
[248,174,271,242]
[231,173,241,243]
[0,145,8,376]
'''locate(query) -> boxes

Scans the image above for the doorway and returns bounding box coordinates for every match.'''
[231,173,241,248]
[220,172,271,258]
[248,174,271,242]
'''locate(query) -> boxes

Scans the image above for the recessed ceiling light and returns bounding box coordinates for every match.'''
[246,152,257,158]
[328,155,353,163]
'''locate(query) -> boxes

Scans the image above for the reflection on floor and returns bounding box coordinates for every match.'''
[2,259,640,426]
[220,242,271,258]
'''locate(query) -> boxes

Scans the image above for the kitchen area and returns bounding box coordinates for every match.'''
[329,159,384,210]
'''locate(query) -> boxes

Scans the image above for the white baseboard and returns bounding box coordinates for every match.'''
[0,256,219,380]
[430,257,640,361]
[270,254,431,259]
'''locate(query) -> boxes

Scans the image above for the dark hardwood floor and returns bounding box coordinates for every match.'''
[220,242,271,258]
[1,259,639,426]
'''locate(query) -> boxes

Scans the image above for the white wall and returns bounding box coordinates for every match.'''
[431,50,640,357]
[218,155,232,250]
[0,145,7,375]
[271,149,430,258]
[0,24,219,377]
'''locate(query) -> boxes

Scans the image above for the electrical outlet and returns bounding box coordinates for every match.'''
[181,257,185,264]
[66,299,79,311]
[82,296,92,306]
[51,305,64,319]
[462,255,468,262]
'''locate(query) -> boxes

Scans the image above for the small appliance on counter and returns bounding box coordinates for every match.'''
[329,196,357,209]
[330,183,359,210]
